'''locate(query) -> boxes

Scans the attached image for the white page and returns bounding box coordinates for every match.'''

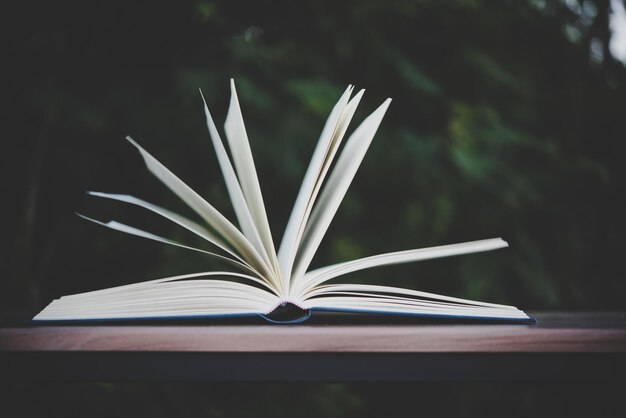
[300,296,529,319]
[224,80,279,279]
[59,271,279,299]
[76,214,277,287]
[200,90,282,291]
[278,86,366,290]
[52,289,274,312]
[286,90,365,292]
[301,289,501,309]
[292,238,509,298]
[35,279,280,320]
[125,136,275,281]
[87,192,247,266]
[277,85,353,285]
[299,284,527,318]
[56,280,277,308]
[291,98,392,281]
[299,282,516,310]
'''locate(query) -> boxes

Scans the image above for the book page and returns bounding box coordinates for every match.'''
[291,238,508,298]
[125,136,275,281]
[299,284,528,319]
[61,271,278,299]
[290,98,392,281]
[34,276,280,320]
[224,80,280,279]
[87,192,241,263]
[201,90,281,292]
[301,282,516,309]
[302,298,529,319]
[76,214,280,290]
[277,85,352,285]
[278,86,364,289]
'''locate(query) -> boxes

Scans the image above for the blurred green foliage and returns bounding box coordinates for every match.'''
[3,381,624,418]
[3,0,626,315]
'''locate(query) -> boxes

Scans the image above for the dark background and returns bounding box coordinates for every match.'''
[2,0,625,416]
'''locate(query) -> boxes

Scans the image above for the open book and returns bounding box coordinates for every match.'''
[34,80,531,323]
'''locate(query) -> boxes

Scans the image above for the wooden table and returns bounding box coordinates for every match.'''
[1,312,625,381]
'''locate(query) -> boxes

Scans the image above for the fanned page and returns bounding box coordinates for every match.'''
[278,86,363,289]
[33,80,531,323]
[291,238,510,298]
[293,240,529,321]
[124,136,275,281]
[223,80,280,280]
[290,98,392,283]
[200,90,274,280]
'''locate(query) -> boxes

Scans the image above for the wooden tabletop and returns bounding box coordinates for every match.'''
[2,311,625,353]
[1,312,625,381]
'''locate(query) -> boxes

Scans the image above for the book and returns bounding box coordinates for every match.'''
[33,80,531,323]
